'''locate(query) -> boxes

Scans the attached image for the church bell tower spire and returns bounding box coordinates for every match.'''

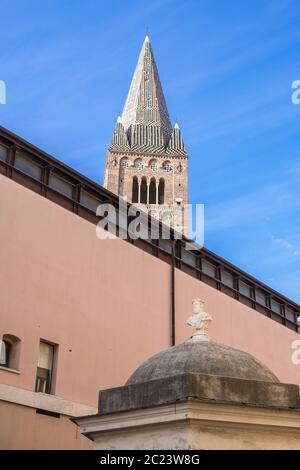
[104,36,188,234]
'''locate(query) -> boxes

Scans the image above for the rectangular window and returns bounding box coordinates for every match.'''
[239,280,252,298]
[15,152,42,180]
[49,173,74,198]
[271,299,281,315]
[285,307,296,322]
[181,249,196,267]
[221,270,234,288]
[255,289,267,306]
[0,144,7,161]
[80,189,101,212]
[159,239,172,254]
[35,341,55,394]
[202,260,216,278]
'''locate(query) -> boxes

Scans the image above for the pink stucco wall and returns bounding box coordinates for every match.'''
[0,401,92,450]
[0,174,299,409]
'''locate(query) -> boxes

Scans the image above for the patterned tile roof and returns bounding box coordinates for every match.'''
[110,36,186,156]
[121,36,172,142]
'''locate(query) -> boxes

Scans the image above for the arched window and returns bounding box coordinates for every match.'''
[121,159,129,169]
[0,334,21,370]
[163,161,172,172]
[119,158,130,196]
[132,176,139,203]
[158,178,165,205]
[149,178,156,204]
[0,340,10,367]
[134,158,144,170]
[140,177,147,204]
[149,159,157,171]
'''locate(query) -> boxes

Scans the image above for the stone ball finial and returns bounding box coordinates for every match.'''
[186,298,212,342]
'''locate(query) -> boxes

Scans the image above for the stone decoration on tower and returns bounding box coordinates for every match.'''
[103,36,188,234]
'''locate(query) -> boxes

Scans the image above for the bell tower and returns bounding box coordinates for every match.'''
[104,36,188,234]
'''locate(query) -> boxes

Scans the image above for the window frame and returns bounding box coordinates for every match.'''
[0,334,21,371]
[0,340,11,368]
[35,340,56,395]
[14,151,43,181]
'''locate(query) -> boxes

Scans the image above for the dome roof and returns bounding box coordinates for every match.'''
[126,340,279,385]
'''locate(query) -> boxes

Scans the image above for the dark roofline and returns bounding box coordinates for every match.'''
[0,125,299,331]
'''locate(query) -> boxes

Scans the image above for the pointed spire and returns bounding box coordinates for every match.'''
[167,123,187,156]
[121,36,172,149]
[110,116,129,151]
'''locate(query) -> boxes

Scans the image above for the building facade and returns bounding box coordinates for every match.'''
[104,36,188,234]
[0,38,299,449]
[0,126,299,449]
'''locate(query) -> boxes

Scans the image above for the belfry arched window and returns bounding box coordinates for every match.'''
[149,178,156,204]
[149,159,157,172]
[134,158,144,171]
[119,158,129,196]
[121,159,129,169]
[140,177,147,204]
[163,161,172,173]
[132,176,139,203]
[158,178,165,205]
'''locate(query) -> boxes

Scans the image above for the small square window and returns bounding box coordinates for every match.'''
[80,190,101,212]
[285,307,296,322]
[239,280,252,297]
[159,239,172,254]
[271,299,281,314]
[181,249,196,267]
[15,152,42,180]
[221,270,234,288]
[202,261,216,278]
[49,173,74,198]
[256,289,267,306]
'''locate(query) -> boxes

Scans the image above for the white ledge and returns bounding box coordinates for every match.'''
[0,383,97,417]
[0,366,20,375]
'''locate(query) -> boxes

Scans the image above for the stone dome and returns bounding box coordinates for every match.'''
[126,340,279,385]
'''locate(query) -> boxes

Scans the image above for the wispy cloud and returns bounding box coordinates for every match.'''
[273,237,300,257]
[205,182,298,232]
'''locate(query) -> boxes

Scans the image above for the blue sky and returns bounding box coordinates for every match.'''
[1,0,300,303]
